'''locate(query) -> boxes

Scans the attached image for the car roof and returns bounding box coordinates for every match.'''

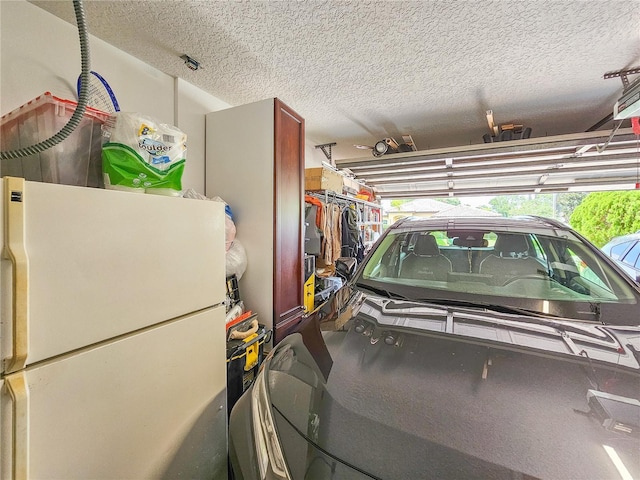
[603,232,640,247]
[389,215,570,233]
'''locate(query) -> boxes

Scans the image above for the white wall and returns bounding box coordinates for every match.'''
[1,0,324,192]
[175,79,230,192]
[305,142,330,168]
[0,0,228,193]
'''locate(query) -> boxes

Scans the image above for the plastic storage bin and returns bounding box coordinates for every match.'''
[0,92,109,187]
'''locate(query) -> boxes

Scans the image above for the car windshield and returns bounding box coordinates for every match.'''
[359,225,638,322]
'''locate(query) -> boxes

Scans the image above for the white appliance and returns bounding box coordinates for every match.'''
[0,177,227,479]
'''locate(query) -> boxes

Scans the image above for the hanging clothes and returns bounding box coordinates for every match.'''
[321,202,342,264]
[330,203,342,263]
[307,191,375,265]
[304,195,324,229]
[341,205,364,262]
[304,202,322,255]
[320,203,329,264]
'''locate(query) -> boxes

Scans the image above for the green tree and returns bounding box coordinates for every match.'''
[487,196,513,217]
[488,195,553,217]
[487,193,587,220]
[570,191,640,247]
[556,193,587,222]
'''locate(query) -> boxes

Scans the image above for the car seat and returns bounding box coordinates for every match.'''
[400,234,452,281]
[451,235,488,273]
[479,233,542,283]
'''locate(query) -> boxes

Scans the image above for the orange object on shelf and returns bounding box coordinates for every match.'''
[357,189,374,202]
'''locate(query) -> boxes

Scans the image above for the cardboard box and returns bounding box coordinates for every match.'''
[342,176,360,194]
[305,166,343,192]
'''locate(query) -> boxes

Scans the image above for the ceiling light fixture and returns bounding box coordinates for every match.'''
[373,138,400,157]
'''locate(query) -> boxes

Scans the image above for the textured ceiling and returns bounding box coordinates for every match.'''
[32,0,640,163]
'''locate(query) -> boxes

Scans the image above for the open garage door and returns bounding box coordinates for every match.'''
[335,128,640,199]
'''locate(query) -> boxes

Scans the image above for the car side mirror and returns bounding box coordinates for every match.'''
[335,257,357,280]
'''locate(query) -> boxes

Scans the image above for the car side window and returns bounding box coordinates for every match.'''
[566,247,609,290]
[610,241,633,259]
[362,233,405,279]
[621,241,640,268]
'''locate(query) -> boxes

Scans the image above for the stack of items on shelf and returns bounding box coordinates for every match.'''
[1,92,192,197]
[225,274,270,415]
[305,163,375,199]
[304,165,382,311]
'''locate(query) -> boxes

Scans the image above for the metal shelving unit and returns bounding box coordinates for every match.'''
[305,190,383,248]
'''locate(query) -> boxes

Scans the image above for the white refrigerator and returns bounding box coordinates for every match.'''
[0,177,228,479]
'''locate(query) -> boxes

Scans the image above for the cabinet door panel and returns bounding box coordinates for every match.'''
[273,99,304,340]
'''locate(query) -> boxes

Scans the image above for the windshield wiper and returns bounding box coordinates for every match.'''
[417,298,552,318]
[356,286,550,317]
[354,282,410,301]
[417,298,607,338]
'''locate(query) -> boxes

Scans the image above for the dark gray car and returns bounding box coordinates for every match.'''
[229,216,640,480]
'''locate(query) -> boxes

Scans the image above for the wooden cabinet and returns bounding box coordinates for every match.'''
[206,98,305,344]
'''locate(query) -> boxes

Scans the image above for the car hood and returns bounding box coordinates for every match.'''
[268,288,640,479]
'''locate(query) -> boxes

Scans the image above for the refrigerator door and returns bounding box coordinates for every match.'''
[1,178,225,372]
[0,306,227,480]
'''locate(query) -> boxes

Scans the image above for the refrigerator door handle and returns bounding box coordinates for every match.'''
[3,177,29,373]
[5,371,29,480]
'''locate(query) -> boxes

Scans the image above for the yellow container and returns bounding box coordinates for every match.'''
[304,272,315,312]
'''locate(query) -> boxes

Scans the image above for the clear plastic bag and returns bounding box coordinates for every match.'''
[226,239,247,280]
[183,189,236,250]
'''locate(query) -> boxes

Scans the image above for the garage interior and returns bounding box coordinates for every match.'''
[27,0,640,198]
[1,0,639,479]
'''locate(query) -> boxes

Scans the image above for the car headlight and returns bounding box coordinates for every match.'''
[251,361,291,479]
